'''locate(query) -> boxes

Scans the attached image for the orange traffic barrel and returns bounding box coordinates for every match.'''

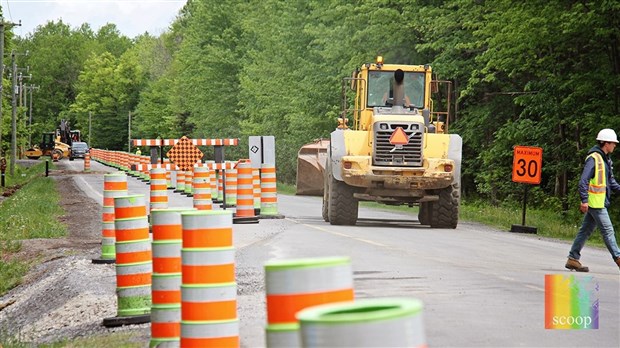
[252,168,261,212]
[184,170,193,196]
[150,168,169,210]
[235,160,255,218]
[206,160,218,201]
[264,256,354,347]
[297,298,426,348]
[181,247,235,285]
[217,170,224,203]
[181,210,233,249]
[114,194,148,222]
[103,194,151,327]
[224,164,237,206]
[182,282,237,322]
[260,164,280,217]
[93,172,128,264]
[180,320,239,347]
[193,166,212,210]
[150,208,195,347]
[175,171,186,193]
[84,152,91,172]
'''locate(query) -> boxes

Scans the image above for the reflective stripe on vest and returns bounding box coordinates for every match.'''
[587,152,606,208]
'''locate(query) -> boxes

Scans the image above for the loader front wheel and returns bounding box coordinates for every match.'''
[322,172,330,222]
[418,202,431,225]
[430,184,460,229]
[327,174,358,226]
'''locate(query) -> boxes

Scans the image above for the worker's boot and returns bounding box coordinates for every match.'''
[565,258,589,272]
[615,257,620,270]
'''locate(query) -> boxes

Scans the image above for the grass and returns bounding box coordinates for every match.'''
[0,332,144,348]
[0,162,66,295]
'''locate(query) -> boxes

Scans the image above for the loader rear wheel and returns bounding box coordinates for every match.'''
[429,184,460,229]
[418,202,431,225]
[327,174,358,226]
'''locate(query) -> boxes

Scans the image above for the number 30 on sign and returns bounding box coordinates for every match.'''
[512,146,543,185]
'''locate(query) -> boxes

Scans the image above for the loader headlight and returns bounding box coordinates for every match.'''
[444,164,453,172]
[379,123,388,130]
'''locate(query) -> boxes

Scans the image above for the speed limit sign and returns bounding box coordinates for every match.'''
[512,146,542,184]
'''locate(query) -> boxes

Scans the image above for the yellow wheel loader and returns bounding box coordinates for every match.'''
[319,56,462,228]
[24,119,77,160]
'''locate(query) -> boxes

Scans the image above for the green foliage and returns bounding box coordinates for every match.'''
[6,0,620,210]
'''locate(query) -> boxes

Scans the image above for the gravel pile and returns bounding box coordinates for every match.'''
[0,256,148,344]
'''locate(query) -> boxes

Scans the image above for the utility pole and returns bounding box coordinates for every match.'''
[28,84,39,147]
[10,51,16,175]
[0,18,21,159]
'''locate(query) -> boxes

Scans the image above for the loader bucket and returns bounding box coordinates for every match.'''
[296,139,330,196]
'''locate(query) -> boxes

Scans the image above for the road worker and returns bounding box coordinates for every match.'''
[566,128,620,272]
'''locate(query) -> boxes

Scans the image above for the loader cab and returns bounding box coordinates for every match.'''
[367,71,426,109]
[40,133,56,151]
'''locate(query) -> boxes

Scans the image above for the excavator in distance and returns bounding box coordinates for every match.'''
[25,120,80,160]
[297,56,462,228]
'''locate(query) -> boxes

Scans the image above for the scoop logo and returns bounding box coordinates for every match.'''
[544,274,598,329]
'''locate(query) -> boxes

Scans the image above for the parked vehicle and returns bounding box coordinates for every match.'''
[70,142,89,160]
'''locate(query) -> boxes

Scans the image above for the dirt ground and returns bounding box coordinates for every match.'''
[0,163,149,345]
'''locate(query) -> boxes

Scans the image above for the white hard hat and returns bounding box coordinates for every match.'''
[596,128,619,143]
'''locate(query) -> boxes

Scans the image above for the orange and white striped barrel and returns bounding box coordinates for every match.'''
[193,166,212,210]
[181,247,235,284]
[114,194,148,221]
[297,298,426,348]
[260,164,278,215]
[150,168,169,210]
[141,156,150,181]
[180,320,239,348]
[184,170,193,196]
[84,152,91,172]
[235,160,255,217]
[264,257,354,347]
[217,170,224,202]
[97,173,128,261]
[252,168,261,210]
[206,160,218,200]
[150,208,195,347]
[224,164,237,205]
[113,194,152,319]
[175,171,185,193]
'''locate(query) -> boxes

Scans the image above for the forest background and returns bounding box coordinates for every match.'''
[1,0,619,223]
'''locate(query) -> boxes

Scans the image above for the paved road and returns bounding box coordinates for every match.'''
[62,159,620,347]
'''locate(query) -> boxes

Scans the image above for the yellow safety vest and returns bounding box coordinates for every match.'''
[587,152,606,208]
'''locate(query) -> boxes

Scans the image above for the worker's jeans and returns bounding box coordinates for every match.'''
[569,207,620,261]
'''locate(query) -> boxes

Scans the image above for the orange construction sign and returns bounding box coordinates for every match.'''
[389,127,409,145]
[512,145,542,185]
[166,136,204,171]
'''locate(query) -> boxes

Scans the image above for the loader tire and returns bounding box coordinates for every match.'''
[53,149,64,160]
[327,174,358,226]
[418,202,431,225]
[430,183,460,229]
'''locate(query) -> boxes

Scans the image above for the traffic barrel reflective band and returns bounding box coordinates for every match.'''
[264,256,353,346]
[152,273,182,305]
[224,166,237,205]
[252,168,261,209]
[114,195,147,220]
[151,208,196,241]
[181,248,235,284]
[116,261,152,288]
[116,283,152,317]
[181,283,237,321]
[193,166,212,210]
[152,241,181,273]
[103,189,128,208]
[260,164,278,215]
[180,320,239,347]
[150,304,181,347]
[114,217,150,242]
[217,170,224,202]
[181,210,233,248]
[297,298,426,348]
[84,153,91,172]
[116,239,152,264]
[235,160,255,217]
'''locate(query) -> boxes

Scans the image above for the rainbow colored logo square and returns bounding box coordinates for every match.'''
[545,274,598,329]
